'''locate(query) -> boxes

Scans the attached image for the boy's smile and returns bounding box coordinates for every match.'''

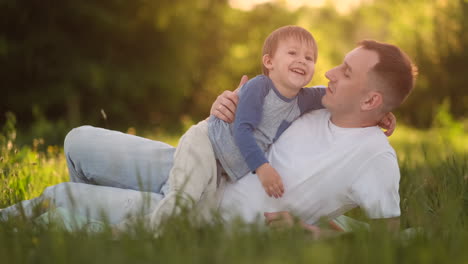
[263,37,316,98]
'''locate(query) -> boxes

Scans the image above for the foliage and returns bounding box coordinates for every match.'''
[0,112,67,207]
[1,1,468,261]
[1,0,467,141]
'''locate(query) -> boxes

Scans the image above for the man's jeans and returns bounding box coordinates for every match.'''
[1,126,177,224]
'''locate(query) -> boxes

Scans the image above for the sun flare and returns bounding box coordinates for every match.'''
[229,0,373,13]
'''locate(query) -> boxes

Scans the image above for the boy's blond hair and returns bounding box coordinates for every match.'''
[262,25,318,76]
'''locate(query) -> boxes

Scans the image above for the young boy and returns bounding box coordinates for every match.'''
[208,25,324,198]
[150,26,324,226]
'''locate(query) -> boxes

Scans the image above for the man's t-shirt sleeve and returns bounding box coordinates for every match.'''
[349,151,401,219]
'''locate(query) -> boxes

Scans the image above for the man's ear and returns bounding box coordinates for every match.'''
[361,91,383,111]
[262,54,274,71]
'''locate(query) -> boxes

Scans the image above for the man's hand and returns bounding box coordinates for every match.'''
[210,75,248,123]
[378,112,396,137]
[256,163,285,198]
[370,217,400,232]
[264,211,295,228]
[264,211,321,239]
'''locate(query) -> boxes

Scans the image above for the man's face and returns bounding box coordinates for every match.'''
[265,37,316,93]
[322,47,379,115]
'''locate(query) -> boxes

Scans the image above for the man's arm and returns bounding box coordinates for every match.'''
[264,211,340,239]
[350,151,401,225]
[209,75,246,122]
[370,217,400,232]
[264,211,400,239]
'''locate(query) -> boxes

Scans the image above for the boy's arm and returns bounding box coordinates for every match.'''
[232,76,270,174]
[297,86,327,114]
[210,75,284,198]
[233,76,284,198]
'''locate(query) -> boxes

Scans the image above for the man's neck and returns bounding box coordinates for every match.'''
[329,112,379,128]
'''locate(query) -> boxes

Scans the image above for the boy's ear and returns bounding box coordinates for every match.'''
[262,54,274,70]
[361,91,383,111]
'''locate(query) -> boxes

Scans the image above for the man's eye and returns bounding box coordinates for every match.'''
[343,67,350,78]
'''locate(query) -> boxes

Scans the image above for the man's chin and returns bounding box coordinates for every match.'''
[321,96,329,108]
[322,99,335,112]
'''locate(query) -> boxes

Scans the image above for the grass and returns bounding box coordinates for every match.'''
[1,112,468,263]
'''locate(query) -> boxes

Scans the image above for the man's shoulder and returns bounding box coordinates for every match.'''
[361,128,396,155]
[350,127,397,168]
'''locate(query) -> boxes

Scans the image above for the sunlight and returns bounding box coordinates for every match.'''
[229,0,373,13]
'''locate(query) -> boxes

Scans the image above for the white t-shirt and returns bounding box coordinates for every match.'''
[219,109,400,224]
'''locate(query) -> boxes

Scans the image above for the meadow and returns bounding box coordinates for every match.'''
[1,110,467,264]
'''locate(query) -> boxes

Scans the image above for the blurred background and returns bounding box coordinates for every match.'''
[1,0,467,145]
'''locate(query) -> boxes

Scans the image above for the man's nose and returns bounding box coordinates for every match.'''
[325,69,335,81]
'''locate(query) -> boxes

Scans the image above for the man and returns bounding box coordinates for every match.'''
[0,40,415,235]
[215,40,416,232]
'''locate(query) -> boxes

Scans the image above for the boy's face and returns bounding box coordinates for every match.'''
[263,37,316,92]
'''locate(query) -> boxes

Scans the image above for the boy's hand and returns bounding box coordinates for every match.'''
[256,163,285,198]
[378,112,396,137]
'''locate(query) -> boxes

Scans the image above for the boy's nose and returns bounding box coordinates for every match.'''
[296,57,306,65]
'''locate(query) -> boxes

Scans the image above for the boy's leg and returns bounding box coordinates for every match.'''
[0,182,164,225]
[168,120,217,198]
[64,126,175,193]
[149,120,218,227]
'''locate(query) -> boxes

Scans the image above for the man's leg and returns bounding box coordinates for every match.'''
[64,126,175,193]
[0,182,164,224]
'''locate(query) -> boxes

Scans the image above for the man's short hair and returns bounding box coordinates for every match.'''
[262,25,318,76]
[359,40,418,112]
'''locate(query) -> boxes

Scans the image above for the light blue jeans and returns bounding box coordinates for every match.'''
[1,126,177,225]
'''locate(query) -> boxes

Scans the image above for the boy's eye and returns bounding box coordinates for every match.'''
[305,56,313,61]
[288,51,296,55]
